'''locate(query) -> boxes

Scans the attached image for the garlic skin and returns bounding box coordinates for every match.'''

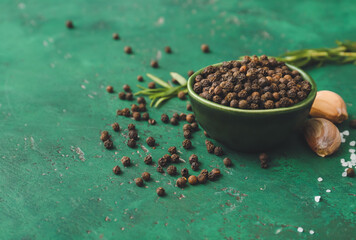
[304,118,341,157]
[310,90,348,123]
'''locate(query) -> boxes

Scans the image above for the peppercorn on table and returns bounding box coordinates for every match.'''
[1,0,356,239]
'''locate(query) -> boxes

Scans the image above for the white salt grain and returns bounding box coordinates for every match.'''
[342,162,348,167]
[350,141,356,147]
[297,227,303,233]
[349,149,355,153]
[343,130,350,136]
[341,138,346,143]
[317,177,323,182]
[340,158,345,163]
[326,189,331,193]
[342,172,347,177]
[309,230,315,235]
[314,196,321,202]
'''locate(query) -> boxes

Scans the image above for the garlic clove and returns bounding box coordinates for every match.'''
[310,90,348,123]
[303,118,341,157]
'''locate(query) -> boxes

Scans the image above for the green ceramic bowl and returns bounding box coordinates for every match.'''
[187,63,317,152]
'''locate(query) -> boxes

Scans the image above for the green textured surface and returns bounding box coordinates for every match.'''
[1,0,356,239]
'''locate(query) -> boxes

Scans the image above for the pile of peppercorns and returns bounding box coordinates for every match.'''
[193,55,312,109]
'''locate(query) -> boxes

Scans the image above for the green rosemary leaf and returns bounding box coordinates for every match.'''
[170,72,187,85]
[154,96,170,107]
[146,73,171,88]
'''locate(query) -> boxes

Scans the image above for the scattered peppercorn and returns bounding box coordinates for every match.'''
[190,122,199,131]
[188,175,198,185]
[186,114,195,123]
[171,154,180,163]
[188,70,195,77]
[191,162,199,171]
[158,157,168,167]
[176,177,187,188]
[100,131,110,142]
[128,123,135,130]
[148,82,156,89]
[112,33,119,40]
[146,136,155,147]
[184,130,192,139]
[168,146,177,155]
[197,174,207,184]
[137,75,144,82]
[165,46,172,53]
[151,60,159,68]
[124,46,132,54]
[161,114,169,123]
[132,112,141,121]
[178,91,186,100]
[181,168,189,178]
[167,165,177,176]
[135,177,143,187]
[121,156,131,167]
[112,122,120,132]
[127,139,136,148]
[142,112,149,121]
[259,153,269,169]
[157,165,164,173]
[123,84,131,92]
[189,154,199,164]
[205,140,215,153]
[137,97,146,104]
[104,140,113,149]
[148,119,156,125]
[346,168,355,177]
[350,119,356,129]
[138,103,146,112]
[156,187,165,196]
[113,165,121,175]
[126,92,133,100]
[122,108,131,117]
[214,146,223,156]
[131,104,139,112]
[180,113,187,121]
[144,155,152,165]
[183,124,192,131]
[170,117,178,125]
[201,44,210,53]
[200,169,208,177]
[66,20,74,29]
[128,130,138,140]
[142,172,151,181]
[118,92,126,100]
[208,168,221,181]
[106,86,113,93]
[223,158,232,167]
[186,103,192,111]
[182,139,192,149]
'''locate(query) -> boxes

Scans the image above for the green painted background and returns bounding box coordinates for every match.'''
[1,0,356,239]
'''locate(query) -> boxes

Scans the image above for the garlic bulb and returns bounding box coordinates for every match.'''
[303,118,341,157]
[310,90,348,123]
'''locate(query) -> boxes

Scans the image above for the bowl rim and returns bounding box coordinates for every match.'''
[187,62,317,115]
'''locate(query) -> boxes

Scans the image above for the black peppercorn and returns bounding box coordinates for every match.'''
[121,156,131,167]
[132,112,141,121]
[148,119,156,125]
[200,169,208,177]
[167,165,177,175]
[161,114,169,123]
[104,140,113,149]
[168,146,177,155]
[142,172,151,181]
[157,165,164,173]
[214,146,223,156]
[118,92,126,100]
[350,119,356,129]
[181,168,189,178]
[176,177,187,188]
[183,124,192,131]
[189,154,199,164]
[223,158,232,167]
[128,130,138,140]
[165,46,172,53]
[135,177,143,187]
[179,113,187,121]
[124,46,132,54]
[148,82,156,89]
[170,117,178,125]
[201,44,210,53]
[128,123,135,130]
[163,154,171,162]
[259,153,269,169]
[113,165,121,175]
[190,122,199,131]
[158,157,168,167]
[131,104,139,112]
[123,84,131,92]
[187,104,192,111]
[188,70,194,77]
[197,174,207,184]
[182,139,192,149]
[188,175,198,185]
[346,168,355,177]
[142,112,149,121]
[138,103,146,112]
[66,20,74,29]
[178,91,186,100]
[127,139,136,148]
[137,75,144,82]
[100,131,110,142]
[126,92,133,100]
[156,187,165,196]
[144,155,152,165]
[106,86,114,93]
[151,60,159,68]
[146,137,155,147]
[206,143,215,153]
[171,154,180,163]
[191,162,199,171]
[112,123,120,132]
[186,114,195,123]
[184,130,192,139]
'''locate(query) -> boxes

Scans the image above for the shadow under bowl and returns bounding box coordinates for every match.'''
[187,63,317,152]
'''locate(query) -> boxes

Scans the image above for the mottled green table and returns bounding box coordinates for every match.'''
[1,0,356,239]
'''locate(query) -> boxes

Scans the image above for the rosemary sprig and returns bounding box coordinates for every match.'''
[136,40,356,107]
[276,40,356,68]
[134,72,187,107]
